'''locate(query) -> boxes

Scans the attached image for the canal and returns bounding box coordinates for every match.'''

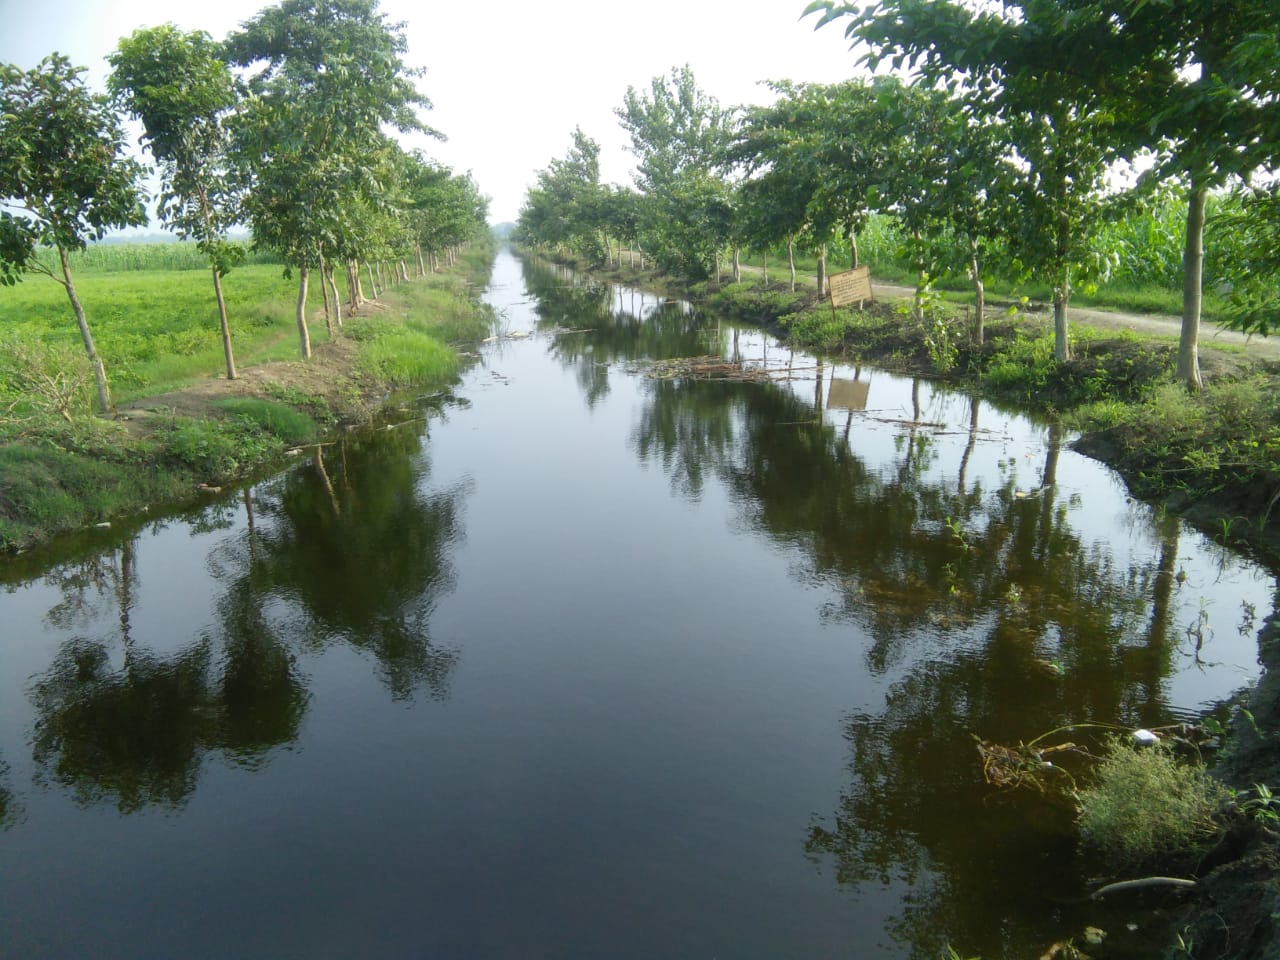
[0,248,1273,958]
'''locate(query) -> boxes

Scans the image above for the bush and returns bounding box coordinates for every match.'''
[1077,737,1229,867]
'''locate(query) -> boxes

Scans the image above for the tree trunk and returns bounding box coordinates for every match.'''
[732,247,741,283]
[366,262,378,299]
[788,239,796,293]
[296,266,312,359]
[850,229,859,269]
[416,244,425,277]
[1053,280,1072,362]
[318,254,335,338]
[347,261,361,308]
[212,265,236,380]
[197,184,236,380]
[817,244,828,297]
[714,251,721,286]
[969,239,984,346]
[325,263,343,330]
[58,246,111,413]
[1178,182,1207,392]
[762,251,768,285]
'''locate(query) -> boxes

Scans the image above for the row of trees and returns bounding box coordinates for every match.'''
[0,0,489,414]
[515,0,1278,390]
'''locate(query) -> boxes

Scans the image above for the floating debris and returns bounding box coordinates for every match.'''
[631,355,819,383]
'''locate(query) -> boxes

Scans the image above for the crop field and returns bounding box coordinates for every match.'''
[1,242,356,401]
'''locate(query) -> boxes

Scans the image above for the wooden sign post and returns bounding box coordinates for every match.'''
[828,265,872,310]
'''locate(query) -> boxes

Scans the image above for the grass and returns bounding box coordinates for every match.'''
[0,238,497,553]
[212,398,320,446]
[1077,737,1230,868]
[1,262,314,401]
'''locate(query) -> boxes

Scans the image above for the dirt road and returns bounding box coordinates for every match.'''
[870,279,1280,358]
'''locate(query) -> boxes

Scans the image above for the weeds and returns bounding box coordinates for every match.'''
[1076,737,1230,868]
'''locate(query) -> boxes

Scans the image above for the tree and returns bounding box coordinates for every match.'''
[225,0,433,358]
[806,1,1134,362]
[0,55,147,413]
[108,25,245,380]
[808,0,1280,386]
[615,65,736,279]
[516,128,610,263]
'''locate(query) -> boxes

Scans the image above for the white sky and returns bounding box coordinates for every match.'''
[0,0,867,223]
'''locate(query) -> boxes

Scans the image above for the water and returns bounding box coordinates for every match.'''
[0,249,1274,958]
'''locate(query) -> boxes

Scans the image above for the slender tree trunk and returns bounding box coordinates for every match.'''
[416,244,425,277]
[195,184,236,384]
[399,259,409,283]
[714,251,721,286]
[732,247,741,283]
[1179,182,1207,392]
[969,239,984,346]
[788,239,796,292]
[850,227,859,269]
[1053,279,1072,362]
[212,266,236,380]
[58,246,111,413]
[347,261,361,308]
[817,244,828,296]
[296,266,312,359]
[326,263,343,330]
[762,251,768,285]
[318,253,335,338]
[366,262,378,299]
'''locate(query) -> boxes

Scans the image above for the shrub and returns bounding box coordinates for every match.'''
[1077,737,1229,868]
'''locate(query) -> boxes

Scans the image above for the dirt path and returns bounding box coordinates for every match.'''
[870,280,1280,358]
[739,265,1280,359]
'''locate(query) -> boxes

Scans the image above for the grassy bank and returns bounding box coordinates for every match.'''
[551,250,1280,563]
[0,241,496,553]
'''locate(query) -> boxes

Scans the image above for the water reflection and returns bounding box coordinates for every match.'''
[236,429,467,702]
[0,753,17,829]
[520,256,1254,957]
[24,420,468,814]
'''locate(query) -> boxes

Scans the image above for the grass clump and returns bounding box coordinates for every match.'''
[358,330,458,388]
[213,398,319,445]
[156,416,284,479]
[1077,738,1230,868]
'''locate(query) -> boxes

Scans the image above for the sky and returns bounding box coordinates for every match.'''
[0,0,869,224]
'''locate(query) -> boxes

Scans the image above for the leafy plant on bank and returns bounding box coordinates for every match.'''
[1076,736,1230,869]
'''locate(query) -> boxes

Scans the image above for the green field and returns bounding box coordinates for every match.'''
[0,240,496,551]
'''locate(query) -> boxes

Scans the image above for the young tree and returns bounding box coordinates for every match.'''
[109,25,245,380]
[225,0,433,358]
[807,0,1135,362]
[615,65,736,279]
[0,55,147,413]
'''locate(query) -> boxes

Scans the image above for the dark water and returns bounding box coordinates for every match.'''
[1,249,1274,959]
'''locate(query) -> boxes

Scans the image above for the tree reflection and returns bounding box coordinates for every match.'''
[0,754,19,829]
[245,429,465,701]
[27,416,469,812]
[624,337,1194,956]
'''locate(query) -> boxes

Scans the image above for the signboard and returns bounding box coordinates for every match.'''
[828,265,872,308]
[827,378,871,412]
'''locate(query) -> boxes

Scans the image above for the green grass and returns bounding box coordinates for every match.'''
[212,398,320,446]
[0,239,498,553]
[0,427,190,549]
[357,330,459,388]
[0,262,315,400]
